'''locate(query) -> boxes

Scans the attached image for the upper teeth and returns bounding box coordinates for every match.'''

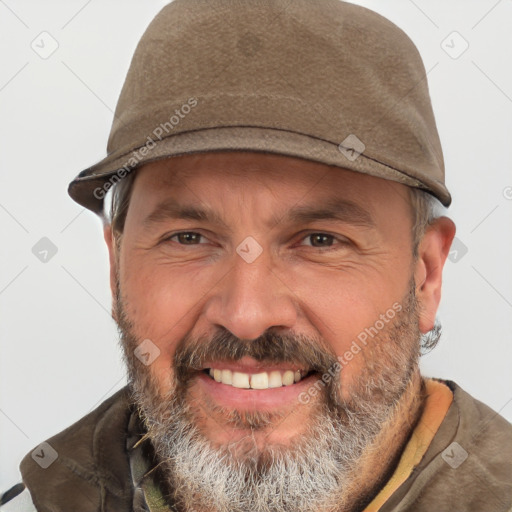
[208,368,303,389]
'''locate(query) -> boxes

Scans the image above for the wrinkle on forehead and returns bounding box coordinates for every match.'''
[139,152,327,189]
[129,152,413,237]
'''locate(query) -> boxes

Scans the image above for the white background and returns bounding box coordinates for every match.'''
[1,0,511,493]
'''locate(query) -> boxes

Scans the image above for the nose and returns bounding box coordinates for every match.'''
[203,252,298,340]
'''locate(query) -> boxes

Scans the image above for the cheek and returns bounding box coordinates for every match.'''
[281,265,408,387]
[120,253,209,335]
[120,255,218,390]
[282,263,401,335]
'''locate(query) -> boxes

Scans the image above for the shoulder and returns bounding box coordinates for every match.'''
[18,386,135,511]
[448,379,512,449]
[21,385,132,474]
[403,380,512,511]
[0,484,37,512]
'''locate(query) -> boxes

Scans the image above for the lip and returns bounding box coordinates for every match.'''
[196,369,320,410]
[201,356,309,374]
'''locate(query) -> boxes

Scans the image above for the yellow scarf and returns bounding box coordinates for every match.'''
[363,379,453,511]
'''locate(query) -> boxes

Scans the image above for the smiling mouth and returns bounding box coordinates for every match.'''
[202,368,314,390]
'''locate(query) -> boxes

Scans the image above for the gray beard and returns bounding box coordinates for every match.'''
[118,281,421,512]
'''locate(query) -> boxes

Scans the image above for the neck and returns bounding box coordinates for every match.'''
[341,370,426,512]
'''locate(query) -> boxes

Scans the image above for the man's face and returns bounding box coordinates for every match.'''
[106,152,444,510]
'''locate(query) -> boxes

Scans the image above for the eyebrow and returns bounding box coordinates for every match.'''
[283,198,375,229]
[143,200,230,229]
[143,198,375,230]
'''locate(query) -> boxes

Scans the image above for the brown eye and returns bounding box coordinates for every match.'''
[305,233,336,247]
[171,232,205,244]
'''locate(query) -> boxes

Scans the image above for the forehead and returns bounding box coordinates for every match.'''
[124,152,413,232]
[118,153,417,249]
[133,152,410,203]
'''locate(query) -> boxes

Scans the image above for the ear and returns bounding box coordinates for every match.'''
[413,216,456,333]
[103,225,119,322]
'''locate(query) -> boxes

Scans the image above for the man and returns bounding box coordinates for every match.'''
[4,0,511,510]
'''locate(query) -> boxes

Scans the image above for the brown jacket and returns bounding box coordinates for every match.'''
[19,381,512,511]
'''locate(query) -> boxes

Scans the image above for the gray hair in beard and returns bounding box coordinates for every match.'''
[116,279,421,512]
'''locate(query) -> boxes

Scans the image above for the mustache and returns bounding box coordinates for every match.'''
[173,327,339,383]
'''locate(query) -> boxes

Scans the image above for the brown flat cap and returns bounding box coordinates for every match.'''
[68,0,451,213]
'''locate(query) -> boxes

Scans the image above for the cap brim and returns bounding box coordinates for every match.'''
[68,126,452,214]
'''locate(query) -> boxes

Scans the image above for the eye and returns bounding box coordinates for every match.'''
[165,231,207,245]
[299,233,345,248]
